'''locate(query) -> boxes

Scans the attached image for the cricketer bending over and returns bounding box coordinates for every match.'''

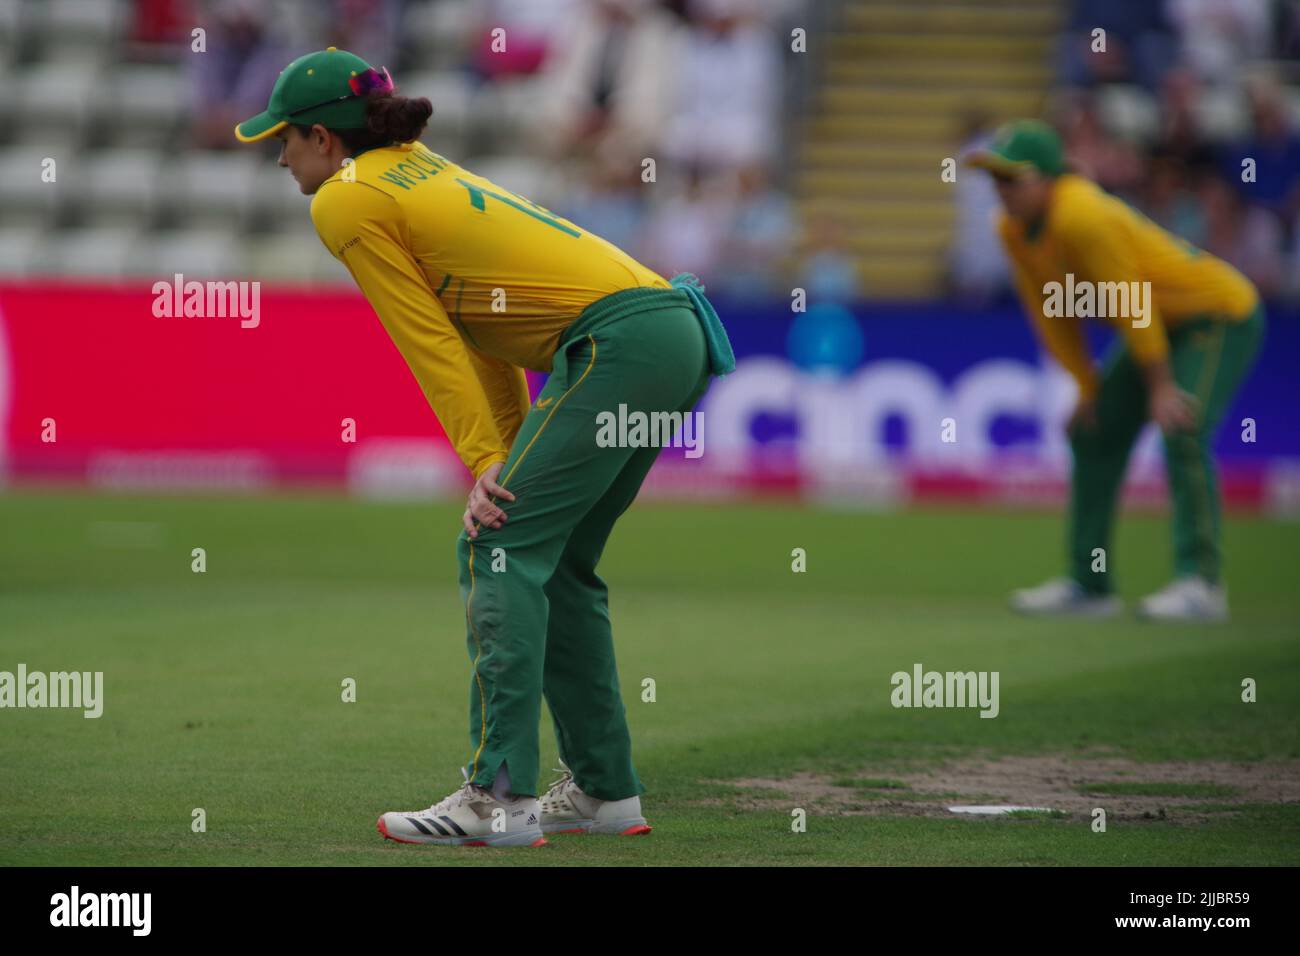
[235,48,734,846]
[967,120,1264,622]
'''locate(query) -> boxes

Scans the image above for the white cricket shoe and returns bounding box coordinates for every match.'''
[538,764,652,835]
[376,767,546,847]
[1009,577,1122,617]
[1137,576,1228,622]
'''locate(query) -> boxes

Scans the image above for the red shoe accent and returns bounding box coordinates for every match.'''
[620,824,652,836]
[554,828,587,834]
[377,816,422,845]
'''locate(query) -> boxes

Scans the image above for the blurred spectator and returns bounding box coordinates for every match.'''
[188,0,303,149]
[1058,0,1178,91]
[948,112,1011,304]
[322,0,403,72]
[796,212,861,305]
[640,165,736,280]
[714,164,795,301]
[1142,151,1209,246]
[532,0,686,169]
[1285,226,1300,301]
[1154,69,1217,169]
[1281,0,1300,59]
[1217,76,1300,229]
[557,153,651,257]
[1059,95,1145,198]
[660,0,780,174]
[1200,175,1285,299]
[1167,0,1272,85]
[466,0,579,83]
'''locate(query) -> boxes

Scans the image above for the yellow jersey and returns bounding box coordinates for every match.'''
[998,173,1258,399]
[310,140,669,478]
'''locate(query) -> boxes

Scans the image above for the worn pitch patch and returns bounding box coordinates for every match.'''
[702,753,1300,823]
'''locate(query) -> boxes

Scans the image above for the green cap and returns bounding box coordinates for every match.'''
[965,120,1065,177]
[234,47,379,143]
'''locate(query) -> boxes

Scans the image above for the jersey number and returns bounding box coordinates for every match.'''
[455,178,581,238]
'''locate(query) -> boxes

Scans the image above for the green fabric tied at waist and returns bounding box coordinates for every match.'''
[560,276,736,377]
[670,273,736,376]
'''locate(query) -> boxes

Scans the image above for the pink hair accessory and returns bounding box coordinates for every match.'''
[348,66,393,96]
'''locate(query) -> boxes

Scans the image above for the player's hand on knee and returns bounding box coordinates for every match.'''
[1150,382,1199,435]
[463,461,515,538]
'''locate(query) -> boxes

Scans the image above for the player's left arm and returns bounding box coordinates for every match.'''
[465,346,530,452]
[310,182,515,482]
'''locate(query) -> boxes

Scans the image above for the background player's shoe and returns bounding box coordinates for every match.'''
[376,767,546,847]
[1009,577,1122,617]
[538,763,652,835]
[1136,576,1228,622]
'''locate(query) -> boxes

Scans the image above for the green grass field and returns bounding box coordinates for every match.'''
[2,489,1297,866]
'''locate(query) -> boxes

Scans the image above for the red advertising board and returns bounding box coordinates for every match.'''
[0,280,493,491]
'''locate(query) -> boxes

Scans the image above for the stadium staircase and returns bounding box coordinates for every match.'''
[797,0,1064,298]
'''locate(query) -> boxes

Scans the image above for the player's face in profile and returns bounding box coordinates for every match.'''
[276,126,336,195]
[993,170,1050,223]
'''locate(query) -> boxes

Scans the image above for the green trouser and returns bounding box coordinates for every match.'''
[456,287,712,800]
[1069,304,1265,594]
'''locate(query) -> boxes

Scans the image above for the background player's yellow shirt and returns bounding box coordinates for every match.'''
[998,173,1258,399]
[310,141,670,479]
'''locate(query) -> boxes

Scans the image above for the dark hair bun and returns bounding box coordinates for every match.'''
[365,94,433,143]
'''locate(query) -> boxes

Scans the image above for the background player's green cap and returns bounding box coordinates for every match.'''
[964,120,1065,177]
[234,47,391,143]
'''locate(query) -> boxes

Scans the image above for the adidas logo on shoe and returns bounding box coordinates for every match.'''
[376,767,548,848]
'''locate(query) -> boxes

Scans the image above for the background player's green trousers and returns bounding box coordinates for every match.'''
[1069,305,1265,594]
[456,287,712,800]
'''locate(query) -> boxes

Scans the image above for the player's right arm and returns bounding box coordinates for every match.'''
[998,216,1098,404]
[310,181,512,480]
